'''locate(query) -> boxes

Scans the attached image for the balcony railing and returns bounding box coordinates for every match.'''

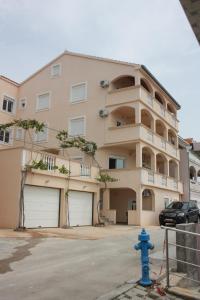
[106,86,178,130]
[104,168,183,193]
[80,164,91,177]
[21,149,98,179]
[141,168,183,193]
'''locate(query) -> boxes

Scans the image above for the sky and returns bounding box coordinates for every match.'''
[0,0,199,139]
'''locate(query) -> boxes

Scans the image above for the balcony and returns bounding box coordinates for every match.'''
[141,168,183,193]
[106,86,178,130]
[104,168,183,193]
[104,124,179,159]
[21,149,98,181]
[190,180,200,193]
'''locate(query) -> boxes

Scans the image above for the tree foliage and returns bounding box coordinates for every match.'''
[56,130,97,156]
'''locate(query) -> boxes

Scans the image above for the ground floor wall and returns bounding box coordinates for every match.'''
[0,168,99,228]
[102,186,180,226]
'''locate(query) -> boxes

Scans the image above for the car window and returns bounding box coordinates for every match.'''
[167,202,189,210]
[189,202,197,209]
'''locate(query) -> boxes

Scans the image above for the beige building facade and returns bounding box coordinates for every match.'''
[0,51,183,227]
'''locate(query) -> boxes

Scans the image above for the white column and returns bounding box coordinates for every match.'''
[136,143,142,168]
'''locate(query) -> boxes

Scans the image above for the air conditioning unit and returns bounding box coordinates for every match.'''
[100,80,109,88]
[99,109,109,118]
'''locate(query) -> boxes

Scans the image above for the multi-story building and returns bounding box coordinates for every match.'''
[179,137,200,207]
[0,51,183,227]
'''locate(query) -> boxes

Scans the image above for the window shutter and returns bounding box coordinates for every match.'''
[51,64,60,77]
[37,93,50,110]
[34,126,48,142]
[70,118,84,136]
[16,128,24,140]
[71,83,86,103]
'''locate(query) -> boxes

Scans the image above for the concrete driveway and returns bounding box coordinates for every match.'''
[0,226,165,300]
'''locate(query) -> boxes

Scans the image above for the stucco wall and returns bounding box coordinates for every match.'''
[0,148,22,228]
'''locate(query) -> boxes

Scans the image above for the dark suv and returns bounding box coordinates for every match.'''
[159,201,199,226]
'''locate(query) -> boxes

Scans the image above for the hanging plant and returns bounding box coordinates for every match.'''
[56,130,97,156]
[58,165,70,175]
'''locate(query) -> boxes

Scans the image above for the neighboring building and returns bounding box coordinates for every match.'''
[0,51,183,227]
[179,137,200,207]
[180,0,200,44]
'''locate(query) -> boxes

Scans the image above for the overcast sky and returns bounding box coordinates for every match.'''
[0,0,199,139]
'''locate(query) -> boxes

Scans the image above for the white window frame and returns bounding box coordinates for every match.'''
[0,128,13,145]
[36,92,51,112]
[34,123,48,143]
[1,94,16,115]
[70,82,87,104]
[51,63,61,77]
[68,116,86,137]
[19,98,27,110]
[109,155,125,169]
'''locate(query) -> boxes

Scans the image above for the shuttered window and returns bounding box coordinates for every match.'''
[71,83,87,103]
[36,93,50,111]
[69,117,85,136]
[34,125,48,142]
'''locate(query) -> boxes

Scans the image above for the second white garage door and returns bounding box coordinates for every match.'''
[24,185,60,228]
[68,191,93,226]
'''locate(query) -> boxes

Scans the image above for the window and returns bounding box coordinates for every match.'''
[2,96,15,113]
[0,129,12,144]
[16,128,25,140]
[34,125,48,142]
[109,157,125,169]
[71,83,87,103]
[69,117,85,136]
[51,64,61,77]
[36,93,50,111]
[19,99,27,110]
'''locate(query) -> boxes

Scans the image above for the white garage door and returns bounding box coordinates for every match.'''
[24,185,60,228]
[68,191,93,226]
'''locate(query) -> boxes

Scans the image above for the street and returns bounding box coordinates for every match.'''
[0,226,165,300]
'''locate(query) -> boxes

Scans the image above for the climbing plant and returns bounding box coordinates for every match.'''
[56,130,97,156]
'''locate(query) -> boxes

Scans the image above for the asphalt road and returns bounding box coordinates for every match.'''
[0,226,166,300]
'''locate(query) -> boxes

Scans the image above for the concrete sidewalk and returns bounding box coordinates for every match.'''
[96,282,183,300]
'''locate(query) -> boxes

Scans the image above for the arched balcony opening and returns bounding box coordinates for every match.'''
[111,75,135,91]
[167,103,176,117]
[142,189,155,211]
[155,92,165,107]
[156,153,167,175]
[142,147,154,170]
[168,129,177,146]
[169,159,178,179]
[110,106,135,127]
[190,166,197,181]
[141,109,153,130]
[156,120,167,138]
[110,188,137,224]
[140,78,153,94]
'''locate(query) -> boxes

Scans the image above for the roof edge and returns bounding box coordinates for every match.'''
[141,65,181,109]
[21,50,140,85]
[0,75,19,87]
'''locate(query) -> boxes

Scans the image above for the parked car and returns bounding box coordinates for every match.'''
[159,201,199,226]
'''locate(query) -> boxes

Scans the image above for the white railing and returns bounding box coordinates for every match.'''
[161,175,167,186]
[147,170,154,183]
[146,130,154,142]
[43,154,56,171]
[80,164,91,177]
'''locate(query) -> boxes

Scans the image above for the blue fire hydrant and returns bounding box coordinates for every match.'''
[134,228,154,286]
